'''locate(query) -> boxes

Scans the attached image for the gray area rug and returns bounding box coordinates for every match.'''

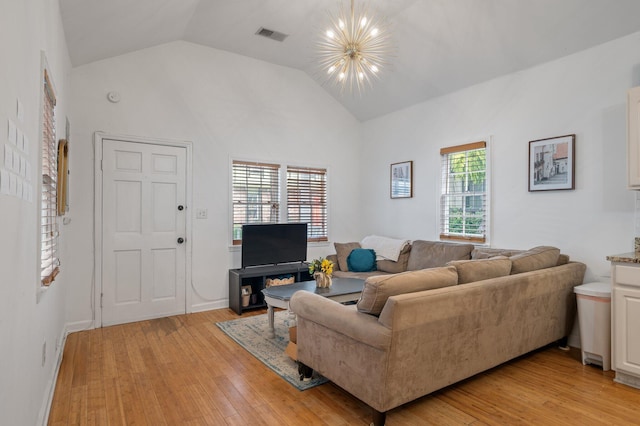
[216,311,328,390]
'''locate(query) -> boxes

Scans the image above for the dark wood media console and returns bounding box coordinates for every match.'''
[228,263,311,315]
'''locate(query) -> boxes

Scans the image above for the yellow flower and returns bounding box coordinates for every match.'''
[321,258,333,275]
[309,257,334,277]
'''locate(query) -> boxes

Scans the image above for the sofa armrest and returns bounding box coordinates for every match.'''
[290,291,391,350]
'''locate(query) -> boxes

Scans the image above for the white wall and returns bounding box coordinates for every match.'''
[361,31,640,282]
[0,0,71,424]
[65,41,362,323]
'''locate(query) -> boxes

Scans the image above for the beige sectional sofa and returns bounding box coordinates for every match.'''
[290,242,586,426]
[328,240,476,279]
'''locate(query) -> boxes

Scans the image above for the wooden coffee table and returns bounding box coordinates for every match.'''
[261,277,365,339]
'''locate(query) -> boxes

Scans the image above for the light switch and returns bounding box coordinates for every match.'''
[196,208,208,219]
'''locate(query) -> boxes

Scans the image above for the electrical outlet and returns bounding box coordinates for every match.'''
[196,208,208,219]
[41,341,46,367]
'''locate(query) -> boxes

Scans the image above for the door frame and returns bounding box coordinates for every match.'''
[94,132,193,327]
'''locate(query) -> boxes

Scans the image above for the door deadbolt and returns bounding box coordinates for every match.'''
[177,237,184,244]
[178,205,184,211]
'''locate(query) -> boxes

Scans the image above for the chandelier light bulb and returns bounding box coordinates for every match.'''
[316,0,393,94]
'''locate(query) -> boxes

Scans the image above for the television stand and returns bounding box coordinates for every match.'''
[228,263,310,315]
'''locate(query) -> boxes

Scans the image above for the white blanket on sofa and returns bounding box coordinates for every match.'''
[360,235,410,262]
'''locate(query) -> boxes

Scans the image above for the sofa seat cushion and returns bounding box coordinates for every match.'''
[447,256,512,284]
[510,246,560,274]
[407,240,474,271]
[333,270,391,280]
[334,242,361,271]
[377,244,411,273]
[356,266,458,316]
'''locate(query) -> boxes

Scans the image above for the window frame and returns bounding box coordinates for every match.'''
[230,159,329,245]
[439,140,490,244]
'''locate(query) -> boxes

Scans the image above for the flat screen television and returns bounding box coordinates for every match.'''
[241,223,308,268]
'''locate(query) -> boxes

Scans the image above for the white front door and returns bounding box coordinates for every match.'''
[101,138,187,326]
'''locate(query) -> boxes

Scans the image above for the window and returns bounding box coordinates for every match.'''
[232,161,280,244]
[440,141,488,243]
[287,166,328,242]
[41,69,59,285]
[231,160,328,244]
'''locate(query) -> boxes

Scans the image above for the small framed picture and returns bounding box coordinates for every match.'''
[528,135,575,192]
[390,161,413,198]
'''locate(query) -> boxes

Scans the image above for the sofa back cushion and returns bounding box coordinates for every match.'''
[447,256,512,284]
[377,244,411,273]
[334,242,361,271]
[357,266,458,316]
[473,247,570,266]
[510,246,560,274]
[407,241,474,271]
[471,247,522,259]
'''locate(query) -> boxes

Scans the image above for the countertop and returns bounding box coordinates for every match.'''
[606,252,640,263]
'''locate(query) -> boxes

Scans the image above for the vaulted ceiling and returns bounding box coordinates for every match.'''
[59,0,640,121]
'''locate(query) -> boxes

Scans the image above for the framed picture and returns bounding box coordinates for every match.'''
[390,161,413,198]
[528,134,575,192]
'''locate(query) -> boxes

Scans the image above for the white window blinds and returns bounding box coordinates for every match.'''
[287,166,328,242]
[41,69,59,285]
[440,141,487,243]
[232,160,280,244]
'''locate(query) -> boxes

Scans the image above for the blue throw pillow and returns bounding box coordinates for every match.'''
[347,248,377,272]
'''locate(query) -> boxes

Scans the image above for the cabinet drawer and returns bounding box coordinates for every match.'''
[616,265,640,287]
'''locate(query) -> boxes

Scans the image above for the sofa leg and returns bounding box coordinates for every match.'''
[297,362,313,381]
[371,409,386,426]
[557,336,570,351]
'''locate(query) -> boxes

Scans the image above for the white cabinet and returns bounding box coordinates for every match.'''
[611,263,640,389]
[627,87,640,188]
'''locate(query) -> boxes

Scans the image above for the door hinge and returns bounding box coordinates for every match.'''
[100,293,103,308]
[100,160,103,171]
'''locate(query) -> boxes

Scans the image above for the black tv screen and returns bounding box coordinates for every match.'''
[241,223,308,268]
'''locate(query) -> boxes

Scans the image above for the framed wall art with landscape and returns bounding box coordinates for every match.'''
[390,161,413,198]
[528,134,575,192]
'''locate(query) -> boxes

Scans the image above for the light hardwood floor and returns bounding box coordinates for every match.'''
[49,309,640,425]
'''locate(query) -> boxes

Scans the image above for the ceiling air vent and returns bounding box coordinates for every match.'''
[255,27,288,42]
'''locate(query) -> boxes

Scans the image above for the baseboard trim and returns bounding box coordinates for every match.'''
[38,326,69,426]
[190,299,229,313]
[65,320,96,334]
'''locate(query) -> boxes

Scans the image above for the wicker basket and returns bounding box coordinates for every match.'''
[265,275,295,287]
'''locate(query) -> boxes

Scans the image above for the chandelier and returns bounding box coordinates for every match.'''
[317,0,392,94]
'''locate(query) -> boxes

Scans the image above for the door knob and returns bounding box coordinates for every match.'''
[178,205,184,211]
[177,237,184,244]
